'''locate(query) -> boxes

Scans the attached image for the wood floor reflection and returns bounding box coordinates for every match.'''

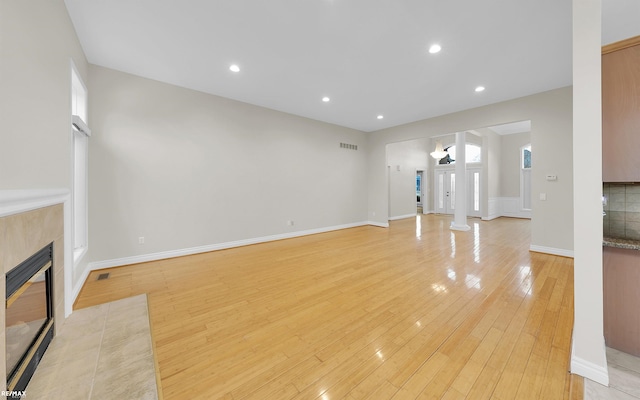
[75,215,582,399]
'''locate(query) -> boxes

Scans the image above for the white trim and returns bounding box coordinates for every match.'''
[87,222,371,271]
[72,261,92,305]
[529,244,574,258]
[367,221,390,228]
[388,213,417,221]
[487,197,532,219]
[569,331,609,386]
[500,197,531,219]
[73,246,87,265]
[0,189,69,217]
[484,197,501,220]
[0,190,74,317]
[571,356,609,386]
[72,115,91,136]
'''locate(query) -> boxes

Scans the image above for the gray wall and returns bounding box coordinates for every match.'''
[0,1,88,189]
[367,87,573,252]
[480,128,502,201]
[500,132,531,197]
[0,0,89,288]
[386,139,430,218]
[87,66,368,264]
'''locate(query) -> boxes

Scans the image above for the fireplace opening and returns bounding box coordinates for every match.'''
[5,243,54,395]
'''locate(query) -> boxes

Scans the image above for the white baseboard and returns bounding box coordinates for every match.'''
[529,244,574,258]
[422,209,435,215]
[88,221,371,272]
[388,213,417,221]
[72,263,92,304]
[500,197,531,219]
[570,326,609,386]
[483,197,530,221]
[486,197,500,220]
[367,221,390,228]
[501,211,532,219]
[571,356,609,386]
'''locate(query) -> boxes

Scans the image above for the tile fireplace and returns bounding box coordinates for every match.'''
[0,191,69,398]
[5,243,54,395]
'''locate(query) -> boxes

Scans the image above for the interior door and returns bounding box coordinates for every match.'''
[435,170,455,214]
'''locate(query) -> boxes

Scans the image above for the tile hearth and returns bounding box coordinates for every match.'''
[25,294,160,399]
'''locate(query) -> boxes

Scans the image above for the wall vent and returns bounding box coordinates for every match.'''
[97,273,110,281]
[340,143,358,150]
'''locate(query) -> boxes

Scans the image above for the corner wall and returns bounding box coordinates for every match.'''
[571,0,608,386]
[367,87,573,254]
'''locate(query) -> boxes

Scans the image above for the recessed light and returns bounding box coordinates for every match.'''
[475,86,485,92]
[428,44,441,54]
[322,96,330,102]
[377,115,384,120]
[229,64,240,72]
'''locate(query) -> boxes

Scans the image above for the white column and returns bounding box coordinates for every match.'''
[451,131,470,231]
[571,0,608,386]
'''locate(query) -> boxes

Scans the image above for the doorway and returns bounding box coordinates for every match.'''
[416,171,424,214]
[434,167,482,216]
[435,169,456,214]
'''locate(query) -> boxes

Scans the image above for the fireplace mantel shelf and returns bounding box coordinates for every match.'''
[0,189,69,217]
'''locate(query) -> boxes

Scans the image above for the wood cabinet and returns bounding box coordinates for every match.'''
[602,40,640,182]
[604,246,640,356]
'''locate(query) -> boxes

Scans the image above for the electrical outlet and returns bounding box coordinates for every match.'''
[138,236,145,244]
[287,220,294,226]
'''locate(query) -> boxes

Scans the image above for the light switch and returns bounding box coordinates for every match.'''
[540,193,547,201]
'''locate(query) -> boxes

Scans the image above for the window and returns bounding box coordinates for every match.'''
[522,144,532,169]
[71,63,90,262]
[438,144,482,164]
[521,144,532,210]
[473,171,480,212]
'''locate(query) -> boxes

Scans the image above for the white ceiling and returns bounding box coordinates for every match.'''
[64,1,639,133]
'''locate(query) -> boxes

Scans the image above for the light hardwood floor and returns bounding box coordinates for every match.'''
[75,215,584,399]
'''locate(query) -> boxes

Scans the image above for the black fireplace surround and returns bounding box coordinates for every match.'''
[5,243,54,397]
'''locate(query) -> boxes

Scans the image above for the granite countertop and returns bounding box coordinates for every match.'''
[603,237,640,250]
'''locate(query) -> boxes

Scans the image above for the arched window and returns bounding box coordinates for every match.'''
[438,144,482,164]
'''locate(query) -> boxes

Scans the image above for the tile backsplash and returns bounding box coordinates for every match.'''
[603,183,640,240]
